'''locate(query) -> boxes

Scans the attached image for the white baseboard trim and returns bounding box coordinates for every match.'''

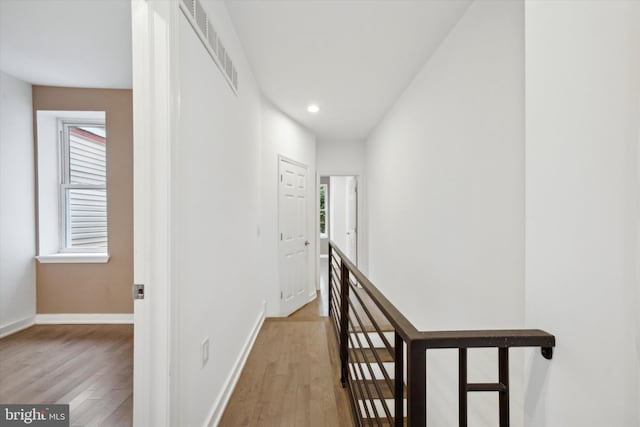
[307,292,317,303]
[205,303,266,427]
[0,316,36,339]
[35,313,134,324]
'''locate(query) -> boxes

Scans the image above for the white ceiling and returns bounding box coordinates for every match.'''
[0,0,470,138]
[227,0,472,141]
[0,0,132,89]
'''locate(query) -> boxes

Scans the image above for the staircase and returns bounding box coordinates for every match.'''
[330,265,407,426]
[327,241,556,427]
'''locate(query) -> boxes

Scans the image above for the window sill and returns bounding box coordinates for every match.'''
[36,253,110,264]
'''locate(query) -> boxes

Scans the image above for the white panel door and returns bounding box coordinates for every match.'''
[279,157,309,316]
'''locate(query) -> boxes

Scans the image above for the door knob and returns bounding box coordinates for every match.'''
[304,240,310,246]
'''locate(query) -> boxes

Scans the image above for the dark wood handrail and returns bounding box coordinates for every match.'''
[328,240,556,427]
[329,240,421,342]
[419,329,555,350]
[329,240,555,353]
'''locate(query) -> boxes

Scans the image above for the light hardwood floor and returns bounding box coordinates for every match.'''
[0,262,341,427]
[219,286,353,426]
[0,324,133,427]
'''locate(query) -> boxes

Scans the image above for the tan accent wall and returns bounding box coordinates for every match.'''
[33,86,133,314]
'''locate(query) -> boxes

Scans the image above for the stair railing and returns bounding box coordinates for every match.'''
[328,241,555,427]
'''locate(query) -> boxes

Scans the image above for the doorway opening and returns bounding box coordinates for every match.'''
[320,175,358,263]
[319,175,358,307]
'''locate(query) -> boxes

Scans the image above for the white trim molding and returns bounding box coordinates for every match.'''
[36,253,110,263]
[307,291,317,303]
[35,313,133,324]
[204,304,266,427]
[0,316,36,339]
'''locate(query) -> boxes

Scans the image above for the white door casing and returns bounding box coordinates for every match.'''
[132,1,179,426]
[345,176,358,264]
[329,175,358,264]
[279,157,310,316]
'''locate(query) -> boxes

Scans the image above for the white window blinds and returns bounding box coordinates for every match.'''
[62,123,108,250]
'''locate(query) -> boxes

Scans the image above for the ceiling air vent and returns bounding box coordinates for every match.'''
[181,0,194,17]
[218,42,226,69]
[225,56,233,80]
[179,0,239,94]
[194,0,206,35]
[207,22,218,57]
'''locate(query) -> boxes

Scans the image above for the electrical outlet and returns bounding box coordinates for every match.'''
[201,337,210,367]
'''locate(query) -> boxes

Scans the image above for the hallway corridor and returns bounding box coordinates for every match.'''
[219,273,352,426]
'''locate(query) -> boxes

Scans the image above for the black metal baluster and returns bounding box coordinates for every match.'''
[459,348,467,427]
[328,244,333,317]
[499,348,509,427]
[395,332,404,427]
[340,258,350,387]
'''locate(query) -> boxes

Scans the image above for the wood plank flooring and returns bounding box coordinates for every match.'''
[219,291,353,426]
[0,324,133,427]
[0,260,344,427]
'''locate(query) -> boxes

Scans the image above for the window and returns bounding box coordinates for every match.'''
[320,183,328,238]
[59,119,108,252]
[35,110,109,263]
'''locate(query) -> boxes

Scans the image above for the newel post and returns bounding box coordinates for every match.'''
[339,258,350,387]
[407,341,427,426]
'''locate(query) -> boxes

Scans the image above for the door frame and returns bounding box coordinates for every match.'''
[344,175,358,265]
[278,154,313,316]
[321,174,359,264]
[132,0,180,425]
[316,174,361,298]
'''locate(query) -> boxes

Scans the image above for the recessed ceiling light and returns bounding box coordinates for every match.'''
[307,104,320,113]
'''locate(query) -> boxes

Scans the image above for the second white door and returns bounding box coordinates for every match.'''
[345,176,358,263]
[329,175,358,263]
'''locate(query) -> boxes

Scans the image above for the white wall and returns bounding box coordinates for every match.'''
[317,139,364,176]
[0,71,36,336]
[524,2,640,426]
[174,3,263,426]
[260,99,316,316]
[365,1,524,425]
[173,2,316,425]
